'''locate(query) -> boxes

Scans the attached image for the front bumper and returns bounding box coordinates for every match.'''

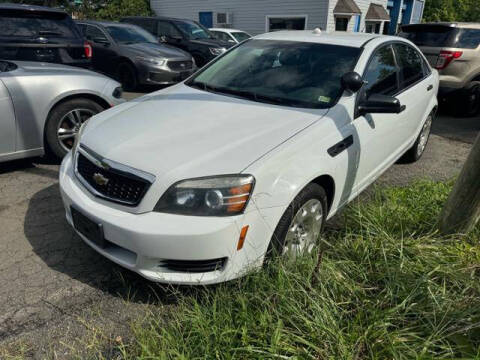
[136,62,196,86]
[59,153,272,284]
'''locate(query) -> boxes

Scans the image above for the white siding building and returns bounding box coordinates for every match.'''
[150,0,390,35]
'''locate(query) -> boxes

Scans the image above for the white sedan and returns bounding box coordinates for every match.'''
[210,28,252,44]
[59,30,438,284]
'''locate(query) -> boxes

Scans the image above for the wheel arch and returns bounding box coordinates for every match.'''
[43,93,110,148]
[310,174,335,214]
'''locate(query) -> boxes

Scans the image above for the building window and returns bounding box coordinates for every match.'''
[335,17,349,31]
[266,15,308,32]
[366,21,381,33]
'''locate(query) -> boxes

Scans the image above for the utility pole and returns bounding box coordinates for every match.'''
[439,133,480,235]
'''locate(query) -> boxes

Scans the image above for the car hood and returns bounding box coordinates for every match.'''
[10,60,108,78]
[82,84,327,183]
[122,42,191,59]
[190,38,233,48]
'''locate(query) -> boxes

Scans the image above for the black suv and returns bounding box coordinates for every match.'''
[120,16,233,66]
[0,3,90,67]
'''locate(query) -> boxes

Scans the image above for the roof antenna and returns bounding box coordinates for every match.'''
[312,28,322,34]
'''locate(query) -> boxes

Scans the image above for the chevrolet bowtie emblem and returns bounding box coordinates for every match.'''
[92,173,109,186]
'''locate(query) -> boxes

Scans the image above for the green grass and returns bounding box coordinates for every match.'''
[120,180,480,360]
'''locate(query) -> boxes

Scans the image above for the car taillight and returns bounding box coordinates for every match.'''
[435,50,462,70]
[84,42,92,59]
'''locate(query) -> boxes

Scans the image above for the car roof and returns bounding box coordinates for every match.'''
[77,20,135,28]
[122,16,196,23]
[254,30,397,48]
[210,28,246,33]
[402,22,480,29]
[0,2,66,14]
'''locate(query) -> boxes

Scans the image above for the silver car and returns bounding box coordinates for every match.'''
[0,60,124,162]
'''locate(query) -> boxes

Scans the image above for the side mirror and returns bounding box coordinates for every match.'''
[358,94,406,115]
[93,37,109,45]
[341,71,364,93]
[158,35,168,43]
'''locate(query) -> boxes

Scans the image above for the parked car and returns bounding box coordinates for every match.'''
[120,16,233,66]
[0,3,91,67]
[0,60,123,161]
[209,28,252,44]
[399,23,480,116]
[76,21,196,91]
[60,31,438,285]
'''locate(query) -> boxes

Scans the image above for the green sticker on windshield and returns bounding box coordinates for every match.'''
[318,95,331,103]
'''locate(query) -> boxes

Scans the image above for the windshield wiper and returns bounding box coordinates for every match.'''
[187,81,320,108]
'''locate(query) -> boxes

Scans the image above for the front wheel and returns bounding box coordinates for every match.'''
[267,183,327,259]
[45,98,104,159]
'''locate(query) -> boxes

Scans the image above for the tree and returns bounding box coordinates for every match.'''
[438,133,480,235]
[423,0,480,22]
[76,0,152,21]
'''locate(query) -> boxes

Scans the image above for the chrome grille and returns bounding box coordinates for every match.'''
[168,60,193,71]
[75,147,154,206]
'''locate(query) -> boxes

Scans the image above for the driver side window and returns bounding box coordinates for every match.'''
[157,21,181,38]
[363,45,399,97]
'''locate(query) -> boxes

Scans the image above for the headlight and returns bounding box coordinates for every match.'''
[209,47,226,56]
[154,175,255,216]
[136,56,166,66]
[72,121,88,154]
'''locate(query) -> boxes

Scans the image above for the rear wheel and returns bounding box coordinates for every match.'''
[460,83,480,117]
[399,113,433,163]
[117,62,138,91]
[45,98,104,159]
[267,183,327,259]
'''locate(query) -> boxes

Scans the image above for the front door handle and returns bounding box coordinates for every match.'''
[328,135,354,157]
[427,84,433,91]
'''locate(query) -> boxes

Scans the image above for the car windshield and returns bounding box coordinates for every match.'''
[106,25,157,44]
[0,10,79,39]
[231,32,251,43]
[173,20,213,40]
[186,40,360,109]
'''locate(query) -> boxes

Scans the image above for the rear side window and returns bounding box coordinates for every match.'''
[399,25,458,47]
[0,10,80,39]
[394,43,425,89]
[85,25,107,41]
[363,45,399,96]
[455,29,480,49]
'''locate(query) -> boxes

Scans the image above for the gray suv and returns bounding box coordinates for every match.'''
[400,23,480,116]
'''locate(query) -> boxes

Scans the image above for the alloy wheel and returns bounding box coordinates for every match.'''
[283,199,323,256]
[416,115,432,158]
[57,108,95,152]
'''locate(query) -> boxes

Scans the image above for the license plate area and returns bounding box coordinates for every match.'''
[71,207,105,248]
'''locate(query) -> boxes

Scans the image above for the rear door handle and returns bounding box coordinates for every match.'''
[427,85,433,91]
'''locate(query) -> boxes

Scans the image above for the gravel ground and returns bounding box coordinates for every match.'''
[0,91,477,358]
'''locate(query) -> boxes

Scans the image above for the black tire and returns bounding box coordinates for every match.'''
[399,113,433,164]
[458,83,480,117]
[45,98,104,159]
[267,183,328,259]
[117,62,138,91]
